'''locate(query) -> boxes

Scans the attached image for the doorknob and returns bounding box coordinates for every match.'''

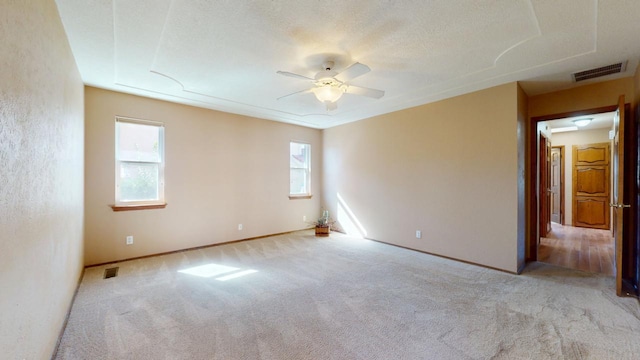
[610,203,631,208]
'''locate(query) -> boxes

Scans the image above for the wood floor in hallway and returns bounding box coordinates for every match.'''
[539,223,614,276]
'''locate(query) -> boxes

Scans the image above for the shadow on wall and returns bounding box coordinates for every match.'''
[336,193,368,239]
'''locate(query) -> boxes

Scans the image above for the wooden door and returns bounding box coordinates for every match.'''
[539,134,551,237]
[546,139,552,233]
[550,147,563,224]
[572,142,610,229]
[611,95,628,295]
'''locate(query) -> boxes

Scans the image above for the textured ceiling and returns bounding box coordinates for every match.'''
[543,111,615,131]
[55,0,640,129]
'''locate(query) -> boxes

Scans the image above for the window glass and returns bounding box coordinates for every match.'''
[117,122,161,162]
[116,118,164,204]
[290,142,310,195]
[118,162,159,201]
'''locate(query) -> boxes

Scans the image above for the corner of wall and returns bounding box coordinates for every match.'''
[516,82,528,272]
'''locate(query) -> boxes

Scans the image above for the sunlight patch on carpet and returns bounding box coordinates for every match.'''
[215,269,258,281]
[178,263,239,278]
[178,263,259,281]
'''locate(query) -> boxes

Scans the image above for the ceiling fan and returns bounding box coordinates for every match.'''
[276,61,385,111]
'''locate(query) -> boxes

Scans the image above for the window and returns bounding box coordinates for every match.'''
[115,117,165,207]
[290,141,311,197]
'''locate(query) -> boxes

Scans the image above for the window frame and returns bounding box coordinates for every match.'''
[114,116,166,208]
[289,141,312,199]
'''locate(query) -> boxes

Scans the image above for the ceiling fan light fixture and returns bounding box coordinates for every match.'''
[312,84,345,103]
[573,118,592,127]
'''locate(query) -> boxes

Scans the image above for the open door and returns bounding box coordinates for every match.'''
[611,95,629,296]
[539,133,552,237]
[550,147,563,224]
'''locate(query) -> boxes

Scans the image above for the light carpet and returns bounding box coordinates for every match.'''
[55,231,640,359]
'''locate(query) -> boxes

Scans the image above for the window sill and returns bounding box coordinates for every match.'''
[110,203,167,212]
[289,195,312,200]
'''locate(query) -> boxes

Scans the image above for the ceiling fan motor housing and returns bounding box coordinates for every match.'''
[315,71,339,81]
[322,61,335,71]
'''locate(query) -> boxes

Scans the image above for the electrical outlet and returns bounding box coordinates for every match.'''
[415,230,422,239]
[303,215,306,222]
[238,224,243,230]
[126,235,133,245]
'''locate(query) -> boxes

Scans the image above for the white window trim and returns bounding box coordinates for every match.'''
[289,141,311,198]
[115,116,165,207]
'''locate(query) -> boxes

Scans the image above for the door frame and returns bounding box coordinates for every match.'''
[528,103,637,296]
[528,105,618,261]
[551,146,564,225]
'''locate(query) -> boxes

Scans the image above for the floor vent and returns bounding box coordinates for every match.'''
[104,267,119,279]
[572,61,627,82]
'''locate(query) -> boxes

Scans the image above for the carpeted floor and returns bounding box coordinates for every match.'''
[55,231,640,359]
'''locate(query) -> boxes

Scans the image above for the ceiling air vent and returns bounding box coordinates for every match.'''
[572,61,627,82]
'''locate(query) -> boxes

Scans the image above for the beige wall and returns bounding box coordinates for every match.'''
[550,128,612,225]
[323,83,521,272]
[84,87,322,265]
[0,1,85,359]
[529,77,634,118]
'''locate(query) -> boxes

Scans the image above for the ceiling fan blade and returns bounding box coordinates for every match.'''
[334,62,370,82]
[276,71,315,81]
[277,88,312,100]
[346,85,385,99]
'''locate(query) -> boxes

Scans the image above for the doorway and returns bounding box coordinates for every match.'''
[536,114,615,276]
[528,98,638,296]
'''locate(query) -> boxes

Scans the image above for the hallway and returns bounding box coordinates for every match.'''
[539,223,614,276]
